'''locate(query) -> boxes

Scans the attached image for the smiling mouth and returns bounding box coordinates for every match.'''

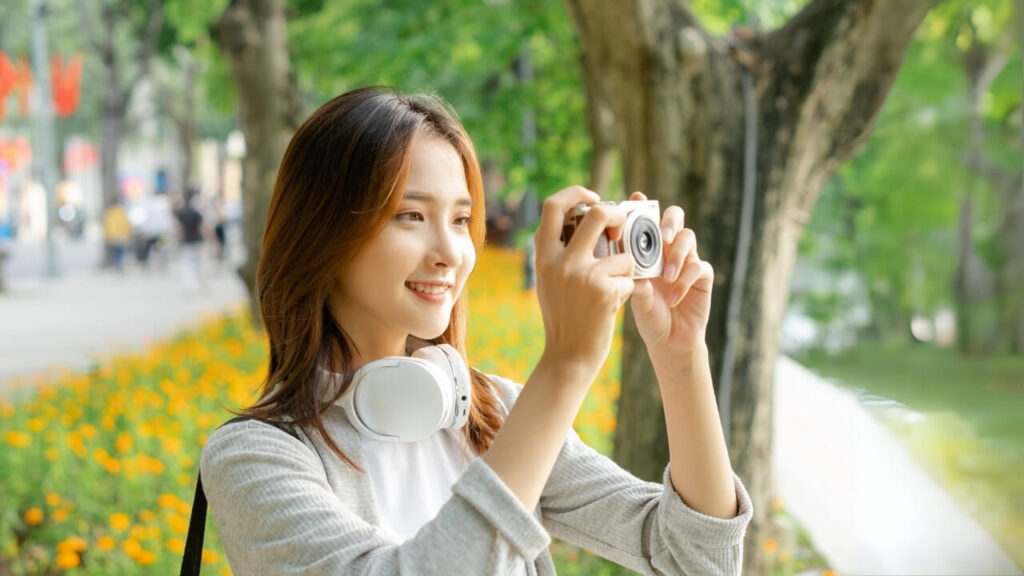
[405,282,451,295]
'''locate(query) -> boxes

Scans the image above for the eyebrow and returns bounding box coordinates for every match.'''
[402,190,473,208]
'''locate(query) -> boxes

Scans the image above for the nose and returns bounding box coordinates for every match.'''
[428,223,462,270]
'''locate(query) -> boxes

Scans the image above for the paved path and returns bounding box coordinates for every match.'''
[774,356,1021,575]
[0,263,248,393]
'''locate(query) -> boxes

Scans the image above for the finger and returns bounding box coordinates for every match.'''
[660,205,685,245]
[668,258,706,307]
[609,276,637,309]
[566,204,628,261]
[629,191,647,201]
[592,252,635,278]
[661,228,696,283]
[536,186,600,258]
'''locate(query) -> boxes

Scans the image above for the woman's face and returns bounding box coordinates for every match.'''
[328,132,477,364]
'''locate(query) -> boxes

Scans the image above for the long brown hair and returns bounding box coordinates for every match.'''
[241,86,505,468]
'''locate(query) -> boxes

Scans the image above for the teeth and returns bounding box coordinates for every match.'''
[407,282,449,295]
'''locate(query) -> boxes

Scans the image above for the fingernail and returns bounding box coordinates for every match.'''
[662,227,674,244]
[663,263,677,282]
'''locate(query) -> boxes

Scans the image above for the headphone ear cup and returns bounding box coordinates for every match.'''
[412,344,472,429]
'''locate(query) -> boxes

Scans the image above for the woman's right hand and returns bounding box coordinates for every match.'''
[534,186,636,376]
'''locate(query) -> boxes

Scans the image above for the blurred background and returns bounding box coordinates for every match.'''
[0,0,1021,575]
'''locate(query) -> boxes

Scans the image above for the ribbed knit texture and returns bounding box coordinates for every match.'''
[200,374,754,575]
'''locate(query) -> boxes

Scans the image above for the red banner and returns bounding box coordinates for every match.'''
[0,50,82,119]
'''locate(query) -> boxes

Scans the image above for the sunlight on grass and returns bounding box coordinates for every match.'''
[799,342,1024,569]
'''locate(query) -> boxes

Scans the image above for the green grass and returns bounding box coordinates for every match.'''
[797,341,1024,569]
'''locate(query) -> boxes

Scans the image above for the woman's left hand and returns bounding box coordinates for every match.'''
[628,191,714,357]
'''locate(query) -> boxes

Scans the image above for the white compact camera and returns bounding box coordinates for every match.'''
[559,200,663,279]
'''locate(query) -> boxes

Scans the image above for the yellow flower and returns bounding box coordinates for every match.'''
[135,549,157,565]
[103,458,121,474]
[140,509,156,523]
[96,535,116,551]
[4,431,31,448]
[24,507,44,525]
[121,538,142,558]
[823,571,839,576]
[162,436,183,454]
[116,432,133,453]
[168,513,189,534]
[46,493,61,507]
[110,512,132,532]
[166,538,186,554]
[28,417,45,432]
[762,538,778,554]
[158,493,178,510]
[53,508,69,523]
[55,551,80,569]
[57,536,87,553]
[202,549,221,564]
[45,448,59,461]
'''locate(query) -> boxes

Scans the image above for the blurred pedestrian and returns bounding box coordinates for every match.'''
[102,203,132,272]
[210,196,228,265]
[175,189,206,294]
[134,191,174,272]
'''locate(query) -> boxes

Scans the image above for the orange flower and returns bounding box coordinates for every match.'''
[55,551,80,569]
[168,513,189,534]
[166,538,186,554]
[96,535,116,550]
[116,432,133,453]
[24,507,44,525]
[135,549,157,565]
[110,512,132,531]
[4,431,31,448]
[762,538,778,554]
[202,549,221,564]
[57,536,87,553]
[46,493,61,507]
[121,538,142,558]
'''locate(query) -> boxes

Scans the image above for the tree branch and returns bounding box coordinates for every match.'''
[75,0,106,55]
[755,0,932,211]
[122,0,164,102]
[762,0,932,162]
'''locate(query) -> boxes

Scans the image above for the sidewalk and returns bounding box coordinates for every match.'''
[774,356,1021,575]
[0,264,248,393]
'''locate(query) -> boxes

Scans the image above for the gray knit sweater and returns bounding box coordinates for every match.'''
[200,374,754,575]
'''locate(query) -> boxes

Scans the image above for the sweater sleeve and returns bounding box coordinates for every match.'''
[491,375,754,576]
[199,419,549,575]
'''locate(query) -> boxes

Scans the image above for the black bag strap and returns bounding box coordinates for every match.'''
[180,416,299,576]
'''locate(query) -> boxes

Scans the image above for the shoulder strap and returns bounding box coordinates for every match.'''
[180,416,300,576]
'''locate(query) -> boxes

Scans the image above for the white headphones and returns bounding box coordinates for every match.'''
[336,343,472,442]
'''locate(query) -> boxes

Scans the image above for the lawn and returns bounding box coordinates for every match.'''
[798,341,1024,569]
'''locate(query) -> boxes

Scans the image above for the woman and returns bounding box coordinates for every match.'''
[200,86,753,575]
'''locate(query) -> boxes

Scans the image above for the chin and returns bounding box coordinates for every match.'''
[412,323,450,341]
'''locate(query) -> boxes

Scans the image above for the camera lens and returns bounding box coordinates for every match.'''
[629,217,661,269]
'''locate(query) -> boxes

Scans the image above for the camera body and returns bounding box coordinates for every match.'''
[560,200,664,279]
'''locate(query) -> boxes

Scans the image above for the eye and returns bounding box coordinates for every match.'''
[455,215,472,226]
[395,212,424,222]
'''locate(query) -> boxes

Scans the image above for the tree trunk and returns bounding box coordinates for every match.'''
[566,1,931,573]
[212,0,303,327]
[99,97,125,209]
